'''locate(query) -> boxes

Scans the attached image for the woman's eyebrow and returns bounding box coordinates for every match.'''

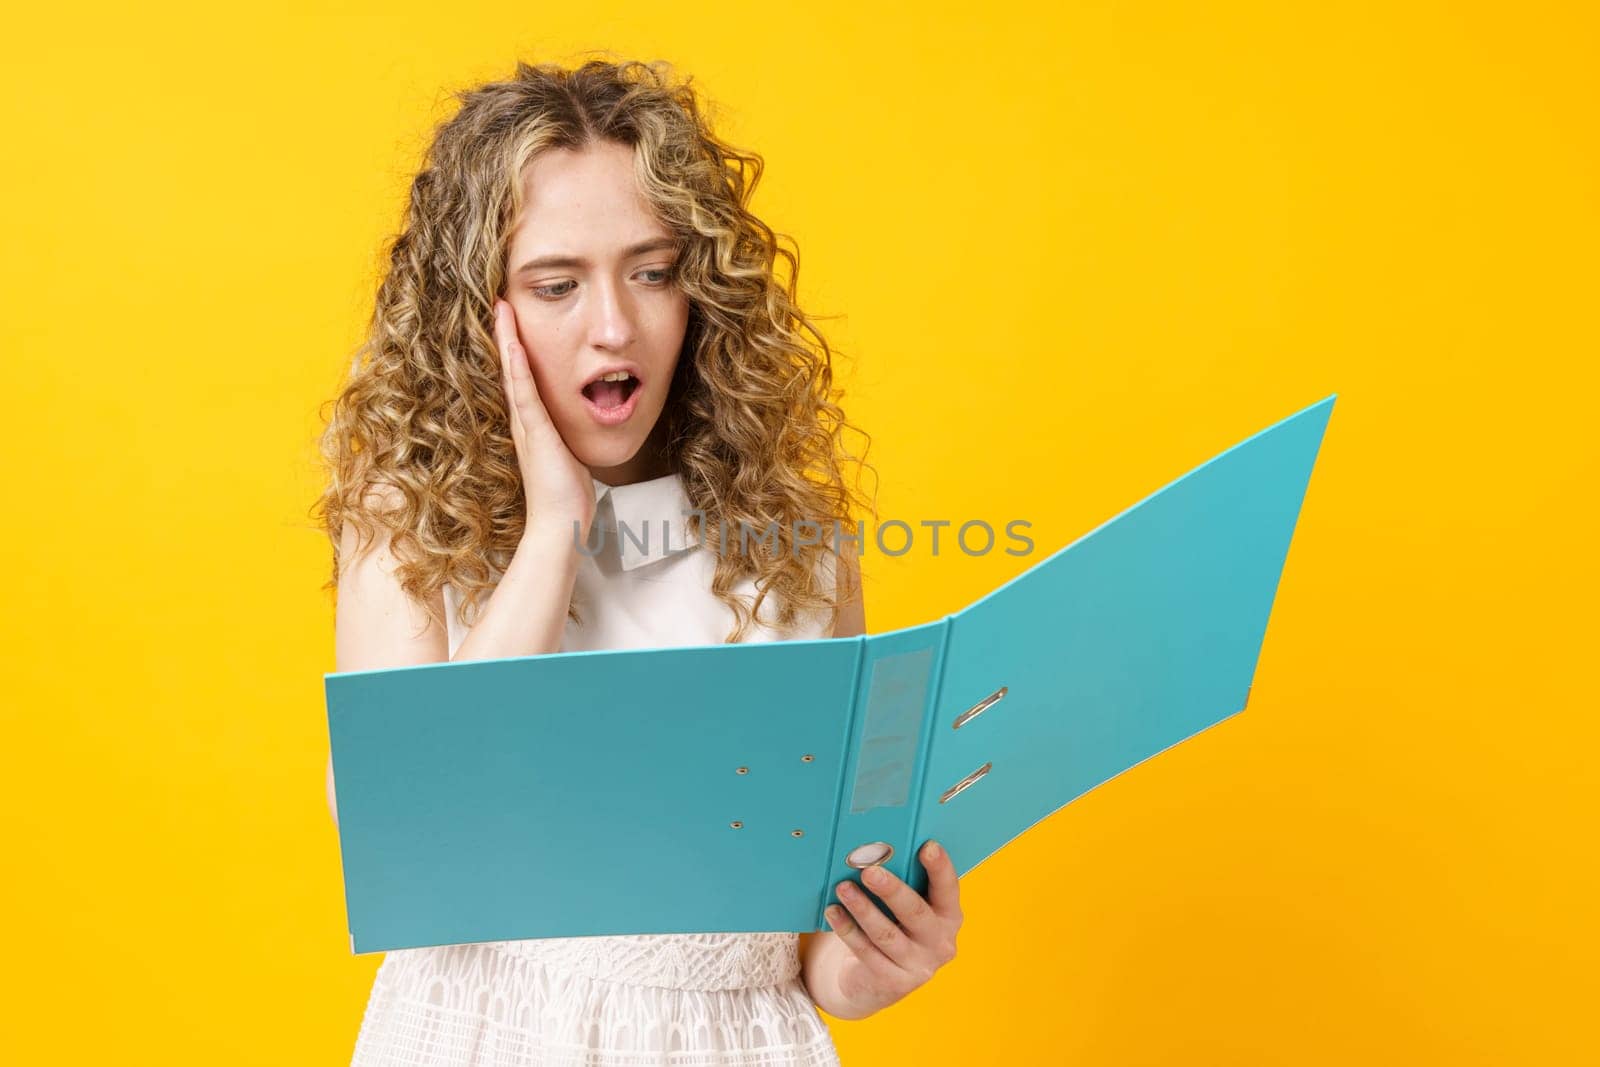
[514,237,678,275]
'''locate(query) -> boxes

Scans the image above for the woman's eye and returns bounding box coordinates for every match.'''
[531,280,576,299]
[531,268,672,301]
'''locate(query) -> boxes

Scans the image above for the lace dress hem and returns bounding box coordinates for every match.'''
[349,937,841,1067]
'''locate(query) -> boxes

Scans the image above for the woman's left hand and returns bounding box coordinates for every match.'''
[823,840,963,1016]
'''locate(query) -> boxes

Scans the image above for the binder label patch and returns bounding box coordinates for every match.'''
[849,646,934,813]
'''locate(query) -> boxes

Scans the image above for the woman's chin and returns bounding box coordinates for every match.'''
[561,404,668,481]
[577,430,633,455]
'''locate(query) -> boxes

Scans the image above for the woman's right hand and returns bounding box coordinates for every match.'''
[494,298,597,547]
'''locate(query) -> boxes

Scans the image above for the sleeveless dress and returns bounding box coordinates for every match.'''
[348,472,843,1066]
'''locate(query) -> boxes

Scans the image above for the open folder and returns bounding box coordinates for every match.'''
[327,395,1336,954]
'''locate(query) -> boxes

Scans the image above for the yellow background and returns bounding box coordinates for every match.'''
[4,2,1594,1063]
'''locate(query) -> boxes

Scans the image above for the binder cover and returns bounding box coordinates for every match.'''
[327,394,1337,953]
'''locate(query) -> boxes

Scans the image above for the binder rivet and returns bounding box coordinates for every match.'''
[736,766,749,775]
[730,821,743,829]
[801,754,814,762]
[791,829,804,837]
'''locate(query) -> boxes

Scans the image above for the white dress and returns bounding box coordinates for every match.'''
[348,472,843,1066]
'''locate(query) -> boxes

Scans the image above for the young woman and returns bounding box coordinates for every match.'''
[315,58,964,1066]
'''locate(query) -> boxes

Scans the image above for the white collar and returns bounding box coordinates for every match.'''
[590,472,698,571]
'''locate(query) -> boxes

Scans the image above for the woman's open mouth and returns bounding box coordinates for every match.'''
[581,372,641,426]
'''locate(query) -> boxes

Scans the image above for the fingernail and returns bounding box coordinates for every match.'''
[864,865,888,887]
[925,841,941,861]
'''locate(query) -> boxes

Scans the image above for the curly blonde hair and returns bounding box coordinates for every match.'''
[313,57,877,644]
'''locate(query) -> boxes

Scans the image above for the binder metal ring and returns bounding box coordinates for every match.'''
[953,686,1007,730]
[939,761,992,804]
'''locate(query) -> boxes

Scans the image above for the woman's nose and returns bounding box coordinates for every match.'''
[588,276,638,350]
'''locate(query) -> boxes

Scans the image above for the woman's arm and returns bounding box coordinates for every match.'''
[325,487,580,827]
[448,518,580,663]
[326,488,449,828]
[800,545,866,1015]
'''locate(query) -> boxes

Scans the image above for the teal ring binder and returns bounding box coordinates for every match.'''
[328,394,1338,953]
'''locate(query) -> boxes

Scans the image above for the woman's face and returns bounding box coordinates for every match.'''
[502,139,690,485]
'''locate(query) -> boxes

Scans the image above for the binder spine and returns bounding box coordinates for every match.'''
[816,620,952,929]
[814,634,867,931]
[900,616,954,899]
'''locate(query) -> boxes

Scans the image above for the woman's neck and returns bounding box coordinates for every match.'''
[589,443,674,487]
[590,410,679,486]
